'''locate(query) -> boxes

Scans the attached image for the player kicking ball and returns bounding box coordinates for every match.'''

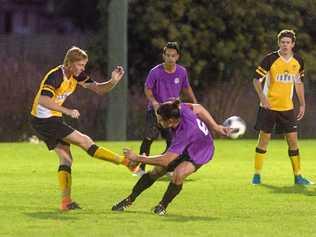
[30,46,137,211]
[112,100,231,215]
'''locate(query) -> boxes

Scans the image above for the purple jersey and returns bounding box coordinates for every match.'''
[145,64,190,109]
[168,104,215,165]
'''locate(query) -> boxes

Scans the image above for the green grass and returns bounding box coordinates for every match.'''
[1,139,316,237]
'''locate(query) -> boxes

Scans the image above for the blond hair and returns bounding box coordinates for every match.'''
[63,46,88,67]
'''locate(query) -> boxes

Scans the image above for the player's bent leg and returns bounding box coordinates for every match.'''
[63,130,138,171]
[55,144,80,211]
[252,131,271,185]
[112,166,166,212]
[153,162,195,216]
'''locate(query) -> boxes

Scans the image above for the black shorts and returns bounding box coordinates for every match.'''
[166,154,202,172]
[30,116,75,150]
[143,109,172,141]
[254,107,297,134]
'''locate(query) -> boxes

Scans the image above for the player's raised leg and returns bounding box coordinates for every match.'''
[63,130,138,171]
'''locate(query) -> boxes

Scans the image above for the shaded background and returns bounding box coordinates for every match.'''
[0,0,315,141]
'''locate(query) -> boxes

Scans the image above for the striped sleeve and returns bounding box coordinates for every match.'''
[294,54,304,80]
[255,56,270,80]
[41,69,63,97]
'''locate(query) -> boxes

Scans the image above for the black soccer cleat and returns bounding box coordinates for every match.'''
[111,197,133,211]
[152,204,167,216]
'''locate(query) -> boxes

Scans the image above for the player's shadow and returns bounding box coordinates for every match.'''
[157,177,196,182]
[23,211,79,220]
[112,210,217,222]
[261,184,316,196]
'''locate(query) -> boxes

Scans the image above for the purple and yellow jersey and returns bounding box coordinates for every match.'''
[145,64,190,108]
[31,65,92,118]
[255,51,304,111]
[168,104,214,165]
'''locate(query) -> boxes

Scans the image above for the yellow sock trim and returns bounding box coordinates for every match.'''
[94,147,124,164]
[254,152,265,174]
[58,171,71,199]
[290,155,301,175]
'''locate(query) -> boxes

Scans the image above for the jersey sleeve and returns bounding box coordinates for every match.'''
[181,68,190,88]
[145,69,156,89]
[255,55,271,80]
[41,69,63,97]
[295,54,304,81]
[74,71,94,83]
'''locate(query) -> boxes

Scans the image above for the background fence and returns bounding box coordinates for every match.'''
[1,34,316,141]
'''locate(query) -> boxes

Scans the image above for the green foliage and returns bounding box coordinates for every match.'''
[110,0,316,88]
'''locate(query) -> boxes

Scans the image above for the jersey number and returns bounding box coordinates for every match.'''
[196,119,209,136]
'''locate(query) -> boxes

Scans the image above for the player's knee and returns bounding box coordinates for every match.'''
[78,134,94,149]
[149,168,166,180]
[172,171,185,185]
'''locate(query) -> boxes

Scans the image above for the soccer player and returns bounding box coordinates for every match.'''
[137,42,197,175]
[30,46,137,211]
[252,29,312,185]
[112,100,230,215]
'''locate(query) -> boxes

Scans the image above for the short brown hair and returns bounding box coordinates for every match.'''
[277,29,296,42]
[63,46,88,67]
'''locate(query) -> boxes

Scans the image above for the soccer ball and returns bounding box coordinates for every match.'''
[223,116,246,139]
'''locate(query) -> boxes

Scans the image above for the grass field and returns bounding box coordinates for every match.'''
[1,139,316,237]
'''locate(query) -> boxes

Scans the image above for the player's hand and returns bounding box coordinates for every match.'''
[215,125,231,136]
[260,96,271,109]
[123,148,139,162]
[152,101,160,113]
[111,66,125,85]
[297,105,305,120]
[67,109,80,119]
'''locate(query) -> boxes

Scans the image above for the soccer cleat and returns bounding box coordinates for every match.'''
[252,174,261,185]
[152,204,167,216]
[60,201,81,211]
[112,197,133,211]
[294,175,314,185]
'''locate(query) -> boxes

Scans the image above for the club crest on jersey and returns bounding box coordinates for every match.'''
[276,72,295,83]
[174,77,180,84]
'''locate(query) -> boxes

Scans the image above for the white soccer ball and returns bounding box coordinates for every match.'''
[223,116,246,139]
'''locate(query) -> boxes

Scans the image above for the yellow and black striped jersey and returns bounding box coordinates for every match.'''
[255,51,304,111]
[31,65,92,118]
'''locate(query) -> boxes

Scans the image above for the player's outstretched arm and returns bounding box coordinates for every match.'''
[188,103,229,136]
[80,66,125,95]
[123,148,178,167]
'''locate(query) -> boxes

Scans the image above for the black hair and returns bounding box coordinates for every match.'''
[163,42,180,54]
[157,100,181,120]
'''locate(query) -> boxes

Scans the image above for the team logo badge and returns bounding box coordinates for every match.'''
[174,77,180,84]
